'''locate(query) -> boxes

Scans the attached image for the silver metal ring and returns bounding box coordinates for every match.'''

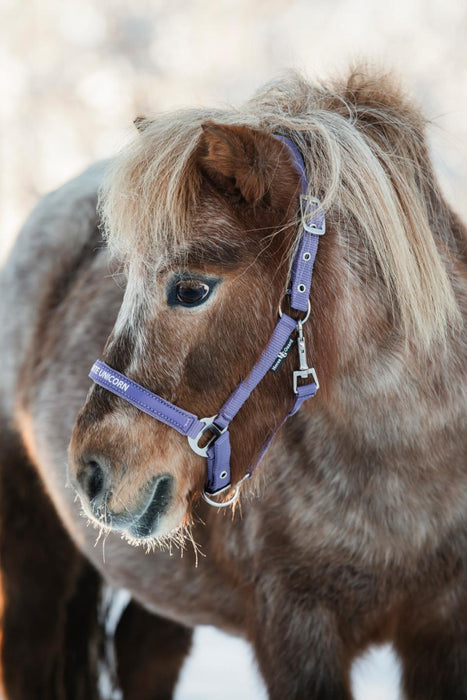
[303,252,311,261]
[297,283,306,293]
[202,474,250,509]
[202,484,240,508]
[278,298,311,324]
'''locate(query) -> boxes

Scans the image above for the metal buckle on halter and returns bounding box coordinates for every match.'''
[187,415,226,458]
[300,195,326,235]
[292,317,319,394]
[293,366,319,394]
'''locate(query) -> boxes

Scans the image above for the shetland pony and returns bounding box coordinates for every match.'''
[0,70,466,699]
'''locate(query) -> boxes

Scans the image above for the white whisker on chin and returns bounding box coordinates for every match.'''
[119,520,203,565]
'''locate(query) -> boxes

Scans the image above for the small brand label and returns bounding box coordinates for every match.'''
[270,337,295,372]
[92,365,130,393]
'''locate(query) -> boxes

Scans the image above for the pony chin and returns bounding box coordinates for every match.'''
[78,490,192,551]
[120,502,193,552]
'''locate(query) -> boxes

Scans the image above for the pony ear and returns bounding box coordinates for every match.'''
[198,121,296,206]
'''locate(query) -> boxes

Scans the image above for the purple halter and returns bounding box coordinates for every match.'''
[89,135,325,507]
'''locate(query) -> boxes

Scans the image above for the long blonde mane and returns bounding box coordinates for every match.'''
[99,69,462,347]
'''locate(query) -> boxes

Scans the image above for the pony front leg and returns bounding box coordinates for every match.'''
[115,601,193,700]
[250,586,353,700]
[0,425,101,699]
[395,578,467,700]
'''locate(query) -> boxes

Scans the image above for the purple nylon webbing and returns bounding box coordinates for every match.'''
[202,313,297,492]
[215,314,297,429]
[88,133,323,498]
[289,230,320,311]
[206,431,231,494]
[274,135,308,192]
[273,135,323,312]
[89,360,204,438]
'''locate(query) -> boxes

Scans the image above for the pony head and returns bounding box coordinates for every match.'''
[68,71,460,545]
[69,117,306,543]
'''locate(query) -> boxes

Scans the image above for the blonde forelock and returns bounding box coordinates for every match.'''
[98,69,463,347]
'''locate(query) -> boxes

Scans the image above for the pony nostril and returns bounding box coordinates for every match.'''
[77,457,107,504]
[87,461,105,501]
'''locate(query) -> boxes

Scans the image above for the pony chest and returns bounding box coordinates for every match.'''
[273,460,457,569]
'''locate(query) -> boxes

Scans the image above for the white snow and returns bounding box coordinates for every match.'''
[176,627,402,699]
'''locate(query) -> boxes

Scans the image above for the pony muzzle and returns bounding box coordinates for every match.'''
[71,451,176,539]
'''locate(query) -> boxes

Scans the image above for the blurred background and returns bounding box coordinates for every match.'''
[1,0,466,697]
[2,0,467,262]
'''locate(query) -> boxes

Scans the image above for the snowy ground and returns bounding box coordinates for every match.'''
[176,627,402,700]
[101,591,402,699]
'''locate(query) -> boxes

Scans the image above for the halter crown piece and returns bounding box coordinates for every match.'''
[89,135,325,508]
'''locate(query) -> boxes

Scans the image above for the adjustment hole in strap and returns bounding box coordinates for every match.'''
[297,284,306,293]
[302,252,311,261]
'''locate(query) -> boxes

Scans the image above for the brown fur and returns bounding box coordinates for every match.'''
[0,424,101,699]
[0,70,466,699]
[115,604,192,700]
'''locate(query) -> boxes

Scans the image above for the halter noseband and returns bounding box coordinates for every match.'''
[89,135,325,508]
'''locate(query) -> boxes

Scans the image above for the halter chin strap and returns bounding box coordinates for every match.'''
[89,134,324,505]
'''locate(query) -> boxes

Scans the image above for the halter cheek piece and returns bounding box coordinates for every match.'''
[89,135,325,508]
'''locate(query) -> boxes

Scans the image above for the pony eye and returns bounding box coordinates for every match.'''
[167,274,220,309]
[175,280,210,306]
